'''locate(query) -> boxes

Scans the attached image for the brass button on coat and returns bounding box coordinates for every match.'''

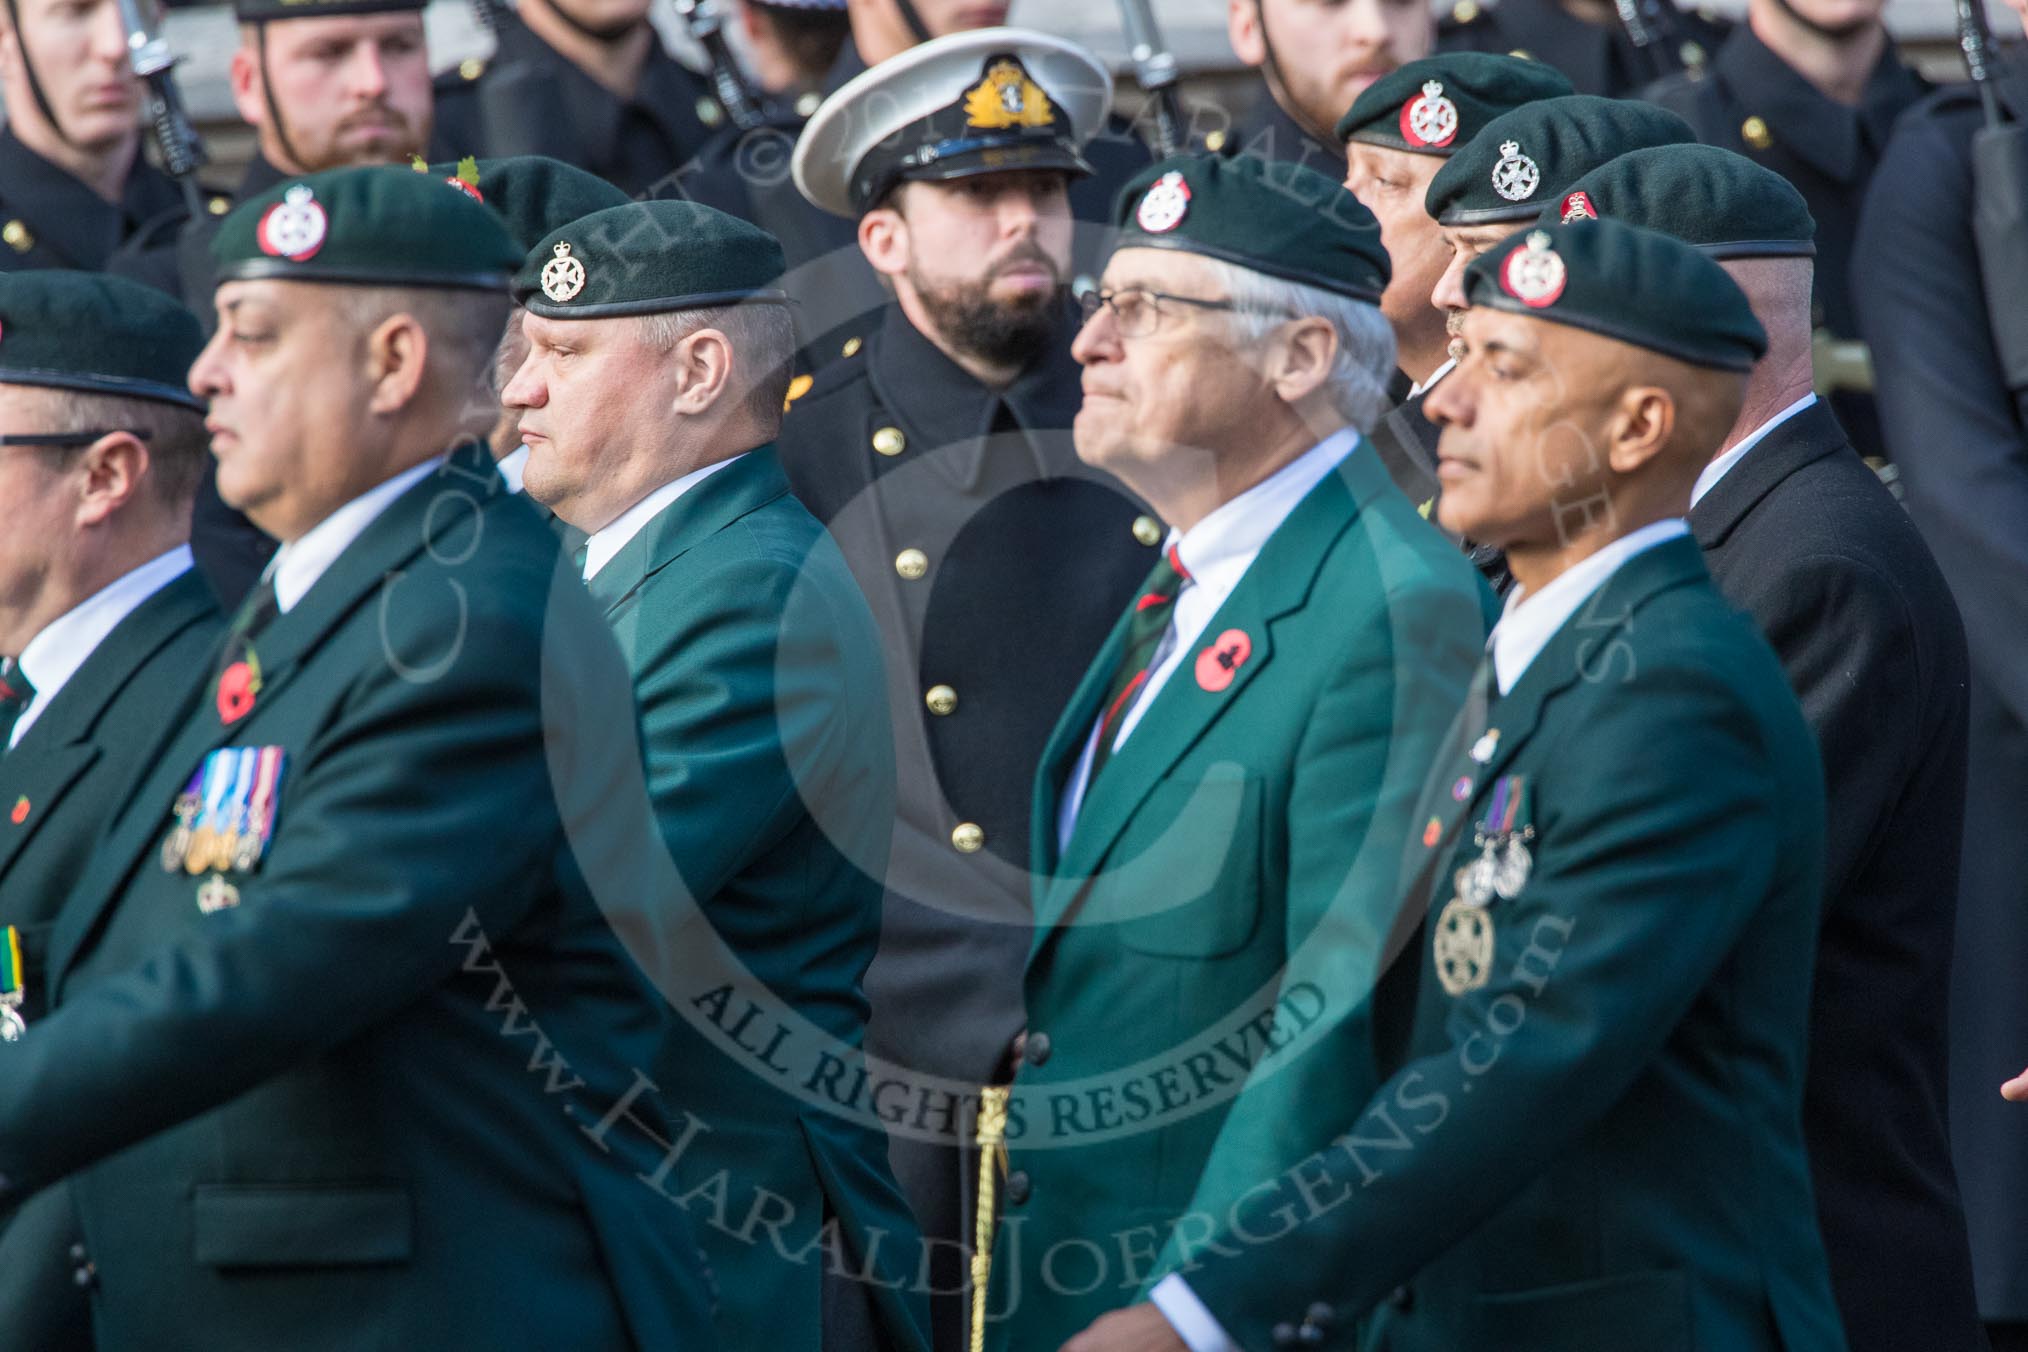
[951,822,985,853]
[3,221,33,253]
[1131,515,1162,547]
[1741,116,1773,150]
[925,684,957,716]
[873,426,907,457]
[895,548,928,579]
[841,335,863,358]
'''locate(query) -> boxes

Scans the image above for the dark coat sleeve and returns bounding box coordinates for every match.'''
[1853,99,2028,727]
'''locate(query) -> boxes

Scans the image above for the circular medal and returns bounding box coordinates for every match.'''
[1,1004,24,1042]
[1462,842,1499,908]
[1434,897,1496,997]
[1493,836,1533,900]
[185,826,218,876]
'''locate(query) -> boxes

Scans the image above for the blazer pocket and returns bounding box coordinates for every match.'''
[193,1183,413,1269]
[1110,767,1264,960]
[1467,1268,1691,1351]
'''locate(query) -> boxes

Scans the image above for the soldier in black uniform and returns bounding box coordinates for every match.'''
[1644,0,1925,462]
[0,0,221,274]
[1853,33,2028,1352]
[1436,0,1730,97]
[778,30,1158,1351]
[1213,0,1437,180]
[430,0,723,196]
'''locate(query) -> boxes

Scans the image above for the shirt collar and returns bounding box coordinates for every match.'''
[271,458,443,613]
[1409,357,1457,400]
[13,546,193,748]
[1489,518,1689,695]
[1168,428,1359,591]
[582,454,743,581]
[1690,392,1817,508]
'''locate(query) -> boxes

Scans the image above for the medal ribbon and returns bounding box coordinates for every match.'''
[243,747,286,863]
[1479,775,1525,837]
[1,926,22,1000]
[225,747,257,830]
[197,749,238,838]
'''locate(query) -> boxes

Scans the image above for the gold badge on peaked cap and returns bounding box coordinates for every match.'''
[964,59,1056,131]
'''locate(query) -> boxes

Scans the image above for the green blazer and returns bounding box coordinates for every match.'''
[0,566,221,1352]
[988,445,1493,1350]
[587,447,930,1352]
[0,443,719,1351]
[1182,537,1848,1352]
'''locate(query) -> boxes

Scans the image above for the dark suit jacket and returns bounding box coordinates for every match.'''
[1183,539,1844,1352]
[1690,399,1982,1352]
[1855,78,2028,1324]
[0,128,185,274]
[0,445,719,1351]
[0,567,222,1352]
[586,448,930,1352]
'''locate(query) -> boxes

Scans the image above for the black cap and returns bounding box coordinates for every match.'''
[1464,219,1768,372]
[1424,95,1695,226]
[1336,53,1574,156]
[233,0,422,22]
[0,271,206,410]
[1545,144,1816,259]
[515,200,789,319]
[1112,153,1390,304]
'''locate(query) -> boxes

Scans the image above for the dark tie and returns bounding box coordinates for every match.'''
[215,572,281,689]
[1085,545,1192,785]
[0,661,36,754]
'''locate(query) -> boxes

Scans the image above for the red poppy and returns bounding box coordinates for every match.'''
[217,661,259,724]
[9,797,27,825]
[1194,629,1253,693]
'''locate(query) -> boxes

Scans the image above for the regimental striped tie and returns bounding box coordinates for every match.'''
[0,660,37,755]
[1085,544,1192,786]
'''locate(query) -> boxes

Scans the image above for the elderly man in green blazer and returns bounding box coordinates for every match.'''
[1064,221,1846,1352]
[501,199,931,1352]
[0,168,720,1350]
[0,272,222,1352]
[984,153,1493,1351]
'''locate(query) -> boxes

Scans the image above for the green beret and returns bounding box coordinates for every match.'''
[0,271,204,410]
[1335,53,1573,156]
[1544,144,1817,259]
[233,0,422,21]
[1464,218,1767,372]
[1112,153,1389,304]
[213,165,521,291]
[515,200,788,320]
[1424,95,1694,226]
[421,156,631,253]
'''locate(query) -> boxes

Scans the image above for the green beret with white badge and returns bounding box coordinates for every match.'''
[1542,143,1817,259]
[1463,217,1768,372]
[514,200,788,319]
[212,164,522,290]
[1424,94,1695,226]
[793,27,1112,217]
[1335,53,1574,155]
[0,270,205,410]
[1111,152,1390,304]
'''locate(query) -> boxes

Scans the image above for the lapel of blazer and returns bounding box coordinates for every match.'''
[585,448,791,617]
[0,571,219,883]
[1028,601,1137,899]
[1687,400,1848,551]
[45,446,494,988]
[1034,448,1389,939]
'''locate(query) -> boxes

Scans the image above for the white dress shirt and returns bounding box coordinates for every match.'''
[1409,356,1456,400]
[10,546,195,750]
[1489,517,1690,695]
[581,455,742,582]
[494,444,530,495]
[1055,427,1359,854]
[1151,512,1693,1352]
[272,457,444,614]
[1689,393,1816,508]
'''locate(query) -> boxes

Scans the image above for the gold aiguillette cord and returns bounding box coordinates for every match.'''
[970,1085,1011,1352]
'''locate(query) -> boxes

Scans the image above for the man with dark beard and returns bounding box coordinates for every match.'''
[777,30,1162,1351]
